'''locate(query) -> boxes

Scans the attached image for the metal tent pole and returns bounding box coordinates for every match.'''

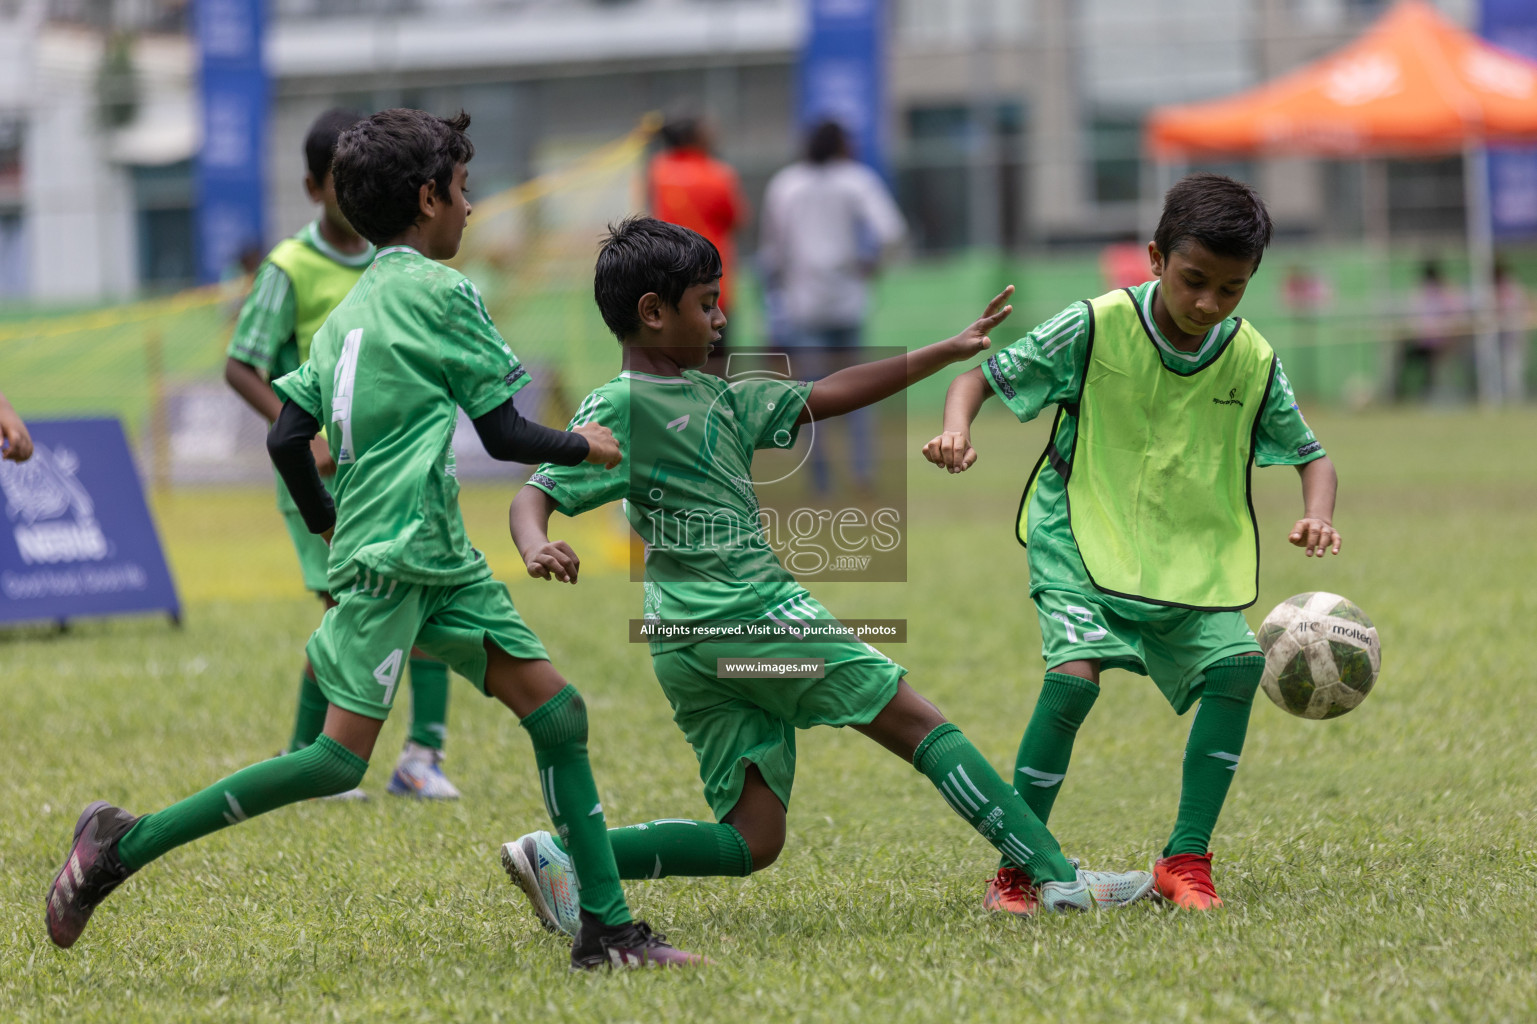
[1464,142,1502,405]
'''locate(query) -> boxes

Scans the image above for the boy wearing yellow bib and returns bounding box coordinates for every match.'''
[925,174,1341,911]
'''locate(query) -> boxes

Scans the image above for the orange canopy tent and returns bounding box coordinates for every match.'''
[1147,0,1537,159]
[1144,0,1537,403]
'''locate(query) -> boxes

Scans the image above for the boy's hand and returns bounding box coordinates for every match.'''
[922,431,978,473]
[575,423,622,469]
[0,407,33,462]
[321,527,334,546]
[526,540,580,583]
[944,285,1014,362]
[1289,517,1341,558]
[310,435,336,477]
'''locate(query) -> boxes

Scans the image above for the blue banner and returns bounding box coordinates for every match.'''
[1481,0,1537,240]
[195,0,268,284]
[798,0,888,178]
[0,420,180,626]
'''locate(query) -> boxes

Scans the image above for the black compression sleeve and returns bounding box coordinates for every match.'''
[471,397,590,466]
[266,401,336,534]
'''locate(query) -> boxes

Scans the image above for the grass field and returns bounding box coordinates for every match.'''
[3,407,1536,1022]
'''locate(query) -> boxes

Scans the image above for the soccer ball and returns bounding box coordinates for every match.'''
[1255,592,1381,720]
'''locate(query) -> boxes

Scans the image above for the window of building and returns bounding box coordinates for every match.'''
[898,102,1026,253]
[1090,110,1141,205]
[132,160,195,290]
[0,213,26,298]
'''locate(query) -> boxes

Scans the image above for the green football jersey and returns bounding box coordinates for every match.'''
[272,245,529,589]
[984,280,1324,617]
[528,369,813,652]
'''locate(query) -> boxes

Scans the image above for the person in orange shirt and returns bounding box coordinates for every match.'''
[648,115,748,367]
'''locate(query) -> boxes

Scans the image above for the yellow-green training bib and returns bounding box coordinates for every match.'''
[1057,289,1274,610]
[266,237,366,365]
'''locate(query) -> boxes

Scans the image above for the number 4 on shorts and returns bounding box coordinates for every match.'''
[374,648,405,705]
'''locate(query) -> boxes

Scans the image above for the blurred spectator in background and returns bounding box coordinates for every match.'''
[1282,264,1332,401]
[1494,257,1530,404]
[760,119,905,494]
[224,242,267,319]
[1397,259,1467,403]
[1100,238,1151,290]
[0,388,33,462]
[647,114,747,369]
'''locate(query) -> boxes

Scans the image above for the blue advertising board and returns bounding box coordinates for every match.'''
[1481,0,1537,240]
[194,0,268,283]
[798,0,888,178]
[0,420,180,626]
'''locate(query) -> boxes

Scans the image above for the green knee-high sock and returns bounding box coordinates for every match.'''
[520,685,631,926]
[407,658,450,751]
[555,820,753,880]
[1011,672,1100,822]
[287,668,329,752]
[1000,672,1099,868]
[116,735,367,871]
[1163,656,1263,857]
[914,723,1076,884]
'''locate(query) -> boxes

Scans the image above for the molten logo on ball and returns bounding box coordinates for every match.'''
[1255,591,1381,720]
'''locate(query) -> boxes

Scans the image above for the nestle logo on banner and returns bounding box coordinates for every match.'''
[1,445,111,564]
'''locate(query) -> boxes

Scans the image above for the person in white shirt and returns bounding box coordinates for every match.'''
[759,121,906,492]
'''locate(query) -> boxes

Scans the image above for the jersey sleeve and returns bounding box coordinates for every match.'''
[982,302,1090,422]
[440,278,531,419]
[225,263,296,375]
[729,378,814,452]
[1254,358,1326,467]
[271,359,322,419]
[526,392,626,517]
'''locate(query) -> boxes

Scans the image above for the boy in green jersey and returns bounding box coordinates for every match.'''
[224,107,459,800]
[499,216,1156,934]
[48,110,700,969]
[924,174,1342,910]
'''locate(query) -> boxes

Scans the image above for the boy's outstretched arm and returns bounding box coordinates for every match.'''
[1290,455,1341,557]
[509,485,582,584]
[922,366,994,473]
[793,286,1013,425]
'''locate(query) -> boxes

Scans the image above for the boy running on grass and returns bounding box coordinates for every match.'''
[498,216,1154,934]
[224,108,459,800]
[47,110,701,969]
[923,173,1340,910]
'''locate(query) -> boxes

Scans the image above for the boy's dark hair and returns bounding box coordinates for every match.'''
[1153,172,1274,269]
[594,216,722,340]
[303,107,364,185]
[331,108,474,246]
[658,115,701,150]
[806,120,850,164]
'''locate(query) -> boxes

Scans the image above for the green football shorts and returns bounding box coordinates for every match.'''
[306,570,549,721]
[650,595,906,820]
[282,507,333,594]
[1033,586,1261,714]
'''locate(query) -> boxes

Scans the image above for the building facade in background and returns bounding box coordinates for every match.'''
[0,0,1493,301]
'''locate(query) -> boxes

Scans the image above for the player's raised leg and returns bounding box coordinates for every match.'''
[46,706,374,948]
[1155,653,1264,910]
[856,681,1151,915]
